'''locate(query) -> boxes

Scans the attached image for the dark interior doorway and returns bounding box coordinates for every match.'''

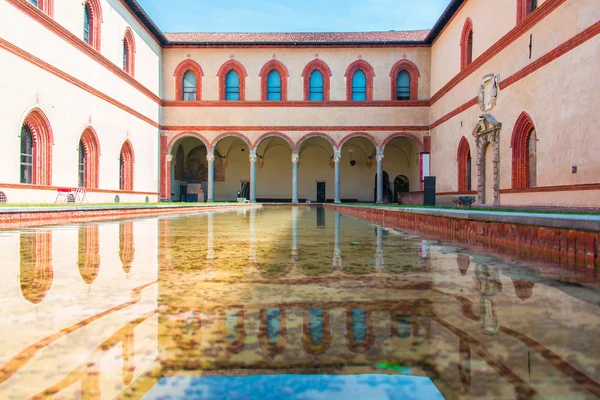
[316,182,326,203]
[393,175,410,203]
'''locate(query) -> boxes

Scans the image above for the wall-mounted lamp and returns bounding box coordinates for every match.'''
[349,149,356,167]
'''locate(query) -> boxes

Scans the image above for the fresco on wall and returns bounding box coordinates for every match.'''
[184,146,226,182]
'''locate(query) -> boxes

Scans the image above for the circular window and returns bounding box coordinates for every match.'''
[0,192,6,203]
[115,195,120,203]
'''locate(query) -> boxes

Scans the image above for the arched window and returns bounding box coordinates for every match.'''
[174,59,203,101]
[309,70,324,101]
[302,59,332,101]
[460,19,474,70]
[27,0,53,17]
[20,125,33,184]
[78,128,100,189]
[511,112,537,188]
[225,70,240,101]
[267,70,282,101]
[183,71,197,100]
[345,60,375,101]
[20,108,54,186]
[457,137,472,192]
[83,0,102,51]
[396,71,410,100]
[517,0,538,23]
[119,140,134,191]
[352,70,367,101]
[389,60,420,101]
[259,60,289,101]
[217,60,247,101]
[123,28,136,76]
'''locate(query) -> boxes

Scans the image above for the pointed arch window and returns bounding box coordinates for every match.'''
[390,60,420,101]
[183,71,197,100]
[267,70,282,101]
[174,59,203,101]
[123,28,136,76]
[302,59,332,101]
[225,70,240,101]
[517,0,538,23]
[511,112,537,188]
[119,141,134,191]
[352,70,367,101]
[83,0,102,51]
[396,71,410,100]
[78,128,100,189]
[20,126,33,184]
[217,60,247,101]
[460,19,474,70]
[457,137,472,192]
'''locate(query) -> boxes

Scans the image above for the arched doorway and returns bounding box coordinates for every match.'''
[213,136,251,201]
[297,136,335,202]
[339,136,377,202]
[255,136,293,202]
[393,175,410,202]
[169,136,211,202]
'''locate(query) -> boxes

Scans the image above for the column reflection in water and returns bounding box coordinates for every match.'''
[249,208,257,264]
[333,211,342,269]
[291,207,299,262]
[375,226,384,271]
[475,264,502,336]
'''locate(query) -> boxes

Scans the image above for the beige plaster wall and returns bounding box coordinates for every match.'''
[162,47,431,101]
[0,0,161,201]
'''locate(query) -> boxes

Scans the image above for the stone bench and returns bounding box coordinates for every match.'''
[453,196,476,209]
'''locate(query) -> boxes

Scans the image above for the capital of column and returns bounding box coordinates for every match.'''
[166,155,173,162]
[376,150,384,163]
[249,150,257,163]
[333,150,342,163]
[206,152,215,163]
[291,153,299,164]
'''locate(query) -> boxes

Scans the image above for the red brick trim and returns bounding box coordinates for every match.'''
[160,135,169,199]
[460,18,473,71]
[22,107,54,186]
[510,112,535,189]
[252,132,294,151]
[0,38,160,128]
[123,27,136,77]
[120,140,135,192]
[500,183,600,194]
[173,59,204,101]
[437,191,477,196]
[211,132,252,150]
[457,136,471,192]
[166,132,211,154]
[85,0,103,52]
[302,59,332,101]
[337,132,378,149]
[259,59,289,101]
[6,0,161,104]
[344,59,375,101]
[294,132,337,152]
[162,125,429,132]
[389,59,420,100]
[217,59,247,101]
[80,127,101,189]
[380,133,424,152]
[29,0,54,17]
[423,135,431,153]
[162,100,429,108]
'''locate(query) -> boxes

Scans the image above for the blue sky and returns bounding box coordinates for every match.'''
[136,0,452,33]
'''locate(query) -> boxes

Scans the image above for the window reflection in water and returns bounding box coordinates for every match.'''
[19,231,53,304]
[309,308,324,345]
[78,225,100,285]
[225,310,240,342]
[119,222,135,274]
[351,309,367,343]
[266,308,281,344]
[395,315,412,339]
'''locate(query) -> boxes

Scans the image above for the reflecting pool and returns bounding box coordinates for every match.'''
[1,206,599,399]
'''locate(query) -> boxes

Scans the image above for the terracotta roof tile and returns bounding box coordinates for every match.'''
[165,30,430,45]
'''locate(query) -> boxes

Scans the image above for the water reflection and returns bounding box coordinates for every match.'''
[1,207,600,399]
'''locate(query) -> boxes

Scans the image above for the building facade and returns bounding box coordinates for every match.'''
[1,0,598,207]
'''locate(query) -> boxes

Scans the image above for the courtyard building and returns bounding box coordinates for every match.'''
[0,0,598,207]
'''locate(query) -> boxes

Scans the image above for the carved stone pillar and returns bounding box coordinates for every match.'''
[376,150,384,204]
[473,114,502,206]
[334,150,341,204]
[249,150,257,203]
[291,152,299,204]
[206,151,215,203]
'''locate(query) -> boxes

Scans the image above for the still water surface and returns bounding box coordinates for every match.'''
[1,206,599,399]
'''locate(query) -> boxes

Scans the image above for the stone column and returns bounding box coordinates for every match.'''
[291,152,299,204]
[334,150,341,204]
[376,150,384,204]
[165,155,173,202]
[333,211,342,269]
[206,151,215,203]
[249,150,257,203]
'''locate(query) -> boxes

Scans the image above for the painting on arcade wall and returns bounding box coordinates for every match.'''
[176,146,226,182]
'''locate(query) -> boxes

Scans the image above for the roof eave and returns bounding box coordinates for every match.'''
[424,0,466,44]
[164,40,428,47]
[122,0,169,45]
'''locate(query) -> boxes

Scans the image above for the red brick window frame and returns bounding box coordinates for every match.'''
[259,59,289,101]
[123,28,136,76]
[217,60,247,101]
[21,108,54,186]
[28,0,54,17]
[79,127,101,189]
[84,0,102,51]
[517,0,538,23]
[302,59,332,101]
[174,59,204,101]
[345,60,375,101]
[460,18,473,71]
[457,136,472,192]
[389,59,420,101]
[511,112,536,189]
[119,140,135,191]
